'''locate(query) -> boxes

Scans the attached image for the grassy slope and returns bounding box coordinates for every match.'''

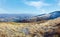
[0,17,60,37]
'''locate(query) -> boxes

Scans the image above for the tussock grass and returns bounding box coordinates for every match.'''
[0,17,60,37]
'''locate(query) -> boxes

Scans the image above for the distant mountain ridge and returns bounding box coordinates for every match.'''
[0,14,35,22]
[0,11,60,22]
[28,11,60,22]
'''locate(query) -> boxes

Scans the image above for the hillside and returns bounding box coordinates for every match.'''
[0,17,60,37]
[29,11,60,22]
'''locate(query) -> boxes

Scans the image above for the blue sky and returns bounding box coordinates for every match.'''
[0,0,60,14]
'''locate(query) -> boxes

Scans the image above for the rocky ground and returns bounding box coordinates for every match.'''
[0,17,60,37]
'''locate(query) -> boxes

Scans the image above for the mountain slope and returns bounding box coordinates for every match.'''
[28,11,60,22]
[50,11,60,19]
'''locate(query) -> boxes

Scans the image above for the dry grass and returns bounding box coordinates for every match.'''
[0,17,60,37]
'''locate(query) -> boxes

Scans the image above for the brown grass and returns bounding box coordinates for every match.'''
[0,17,60,37]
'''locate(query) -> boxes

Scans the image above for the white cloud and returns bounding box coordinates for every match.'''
[24,1,50,9]
[23,0,51,14]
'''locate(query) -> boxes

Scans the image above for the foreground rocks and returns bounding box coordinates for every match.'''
[0,17,60,37]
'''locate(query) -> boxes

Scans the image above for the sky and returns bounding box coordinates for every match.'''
[0,0,60,14]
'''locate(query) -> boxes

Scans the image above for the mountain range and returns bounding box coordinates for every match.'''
[27,11,60,22]
[0,11,60,22]
[0,14,34,22]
